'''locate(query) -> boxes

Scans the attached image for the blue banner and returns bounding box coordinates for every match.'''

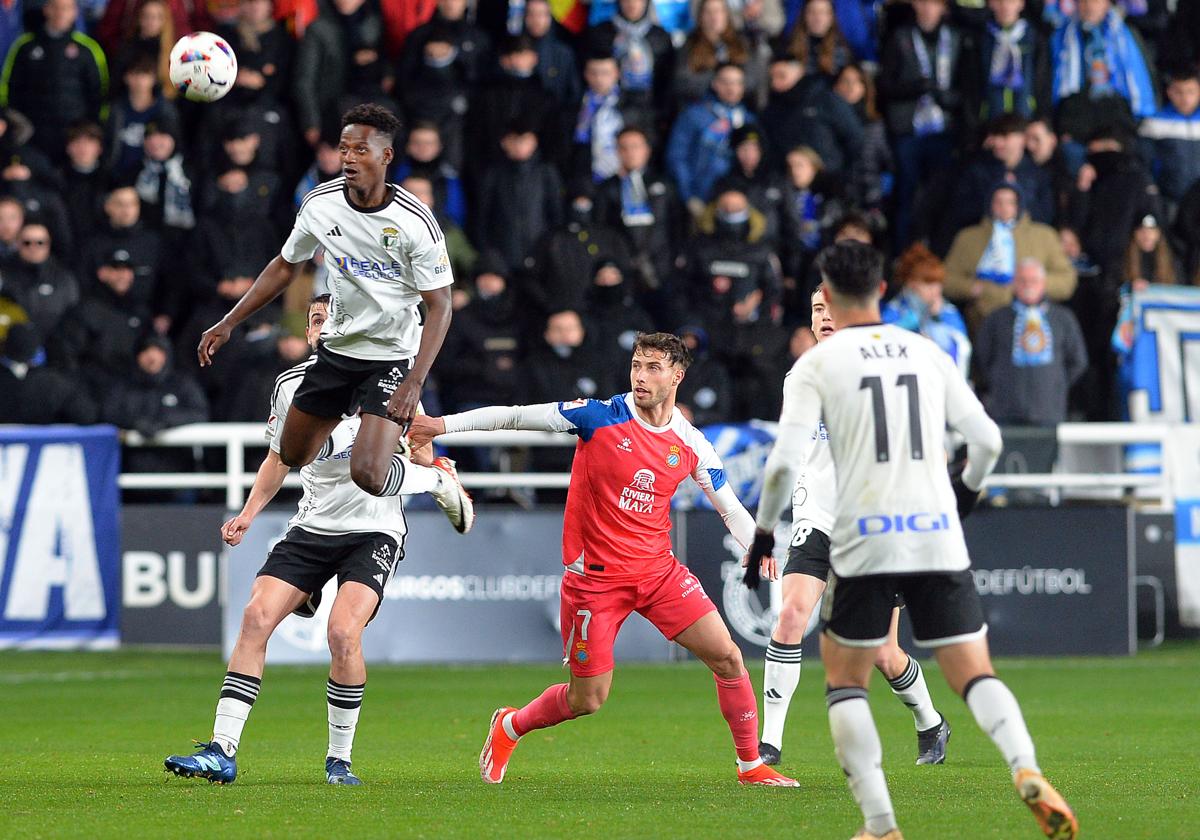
[673,422,777,510]
[1119,286,1200,474]
[0,426,121,648]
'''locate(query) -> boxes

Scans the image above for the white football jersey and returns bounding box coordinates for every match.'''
[779,323,989,577]
[282,179,453,361]
[790,422,836,544]
[266,359,407,542]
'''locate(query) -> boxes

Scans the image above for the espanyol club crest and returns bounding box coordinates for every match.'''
[380,226,399,249]
[666,444,681,468]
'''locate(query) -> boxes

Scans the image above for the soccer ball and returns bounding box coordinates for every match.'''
[168,32,238,103]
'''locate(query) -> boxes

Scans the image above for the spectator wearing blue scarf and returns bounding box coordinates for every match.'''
[979,0,1051,122]
[975,258,1088,425]
[1050,0,1156,167]
[883,243,972,378]
[666,62,756,215]
[944,183,1078,333]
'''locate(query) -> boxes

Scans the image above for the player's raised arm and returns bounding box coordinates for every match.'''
[198,255,299,367]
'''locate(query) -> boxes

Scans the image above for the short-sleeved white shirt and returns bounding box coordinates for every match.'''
[779,324,989,577]
[282,179,452,361]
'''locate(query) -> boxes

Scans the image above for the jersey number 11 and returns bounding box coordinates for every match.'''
[860,375,924,463]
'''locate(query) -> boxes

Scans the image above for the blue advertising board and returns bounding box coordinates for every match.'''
[0,426,121,648]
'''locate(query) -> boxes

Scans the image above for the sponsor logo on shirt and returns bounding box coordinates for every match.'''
[619,469,656,514]
[857,513,952,536]
[434,248,450,275]
[617,437,632,452]
[333,255,405,281]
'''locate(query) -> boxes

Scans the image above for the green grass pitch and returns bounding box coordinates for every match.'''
[1,646,1197,839]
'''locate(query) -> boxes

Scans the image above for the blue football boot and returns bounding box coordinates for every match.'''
[164,741,238,784]
[326,757,363,785]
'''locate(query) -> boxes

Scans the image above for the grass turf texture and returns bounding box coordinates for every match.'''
[1,647,1197,839]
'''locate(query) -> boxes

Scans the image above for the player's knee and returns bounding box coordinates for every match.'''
[709,645,745,680]
[326,622,363,660]
[240,600,277,640]
[350,462,387,496]
[567,686,608,716]
[774,603,811,641]
[874,645,909,678]
[278,440,313,469]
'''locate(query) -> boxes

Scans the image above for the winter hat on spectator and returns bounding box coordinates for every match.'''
[1138,213,1158,229]
[473,249,510,282]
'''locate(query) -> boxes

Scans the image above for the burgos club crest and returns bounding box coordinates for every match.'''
[381,226,399,249]
[666,444,681,468]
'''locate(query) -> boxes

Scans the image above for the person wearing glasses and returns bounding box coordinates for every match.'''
[4,222,79,337]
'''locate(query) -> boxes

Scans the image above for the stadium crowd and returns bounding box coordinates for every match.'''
[0,0,1196,446]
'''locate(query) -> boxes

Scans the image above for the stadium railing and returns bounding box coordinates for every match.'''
[119,422,1171,509]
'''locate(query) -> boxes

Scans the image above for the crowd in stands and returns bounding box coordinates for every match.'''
[0,0,1198,451]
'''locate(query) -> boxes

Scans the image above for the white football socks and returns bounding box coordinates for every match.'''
[212,671,260,757]
[886,656,942,731]
[827,687,898,837]
[965,675,1040,775]
[327,679,365,762]
[761,639,803,748]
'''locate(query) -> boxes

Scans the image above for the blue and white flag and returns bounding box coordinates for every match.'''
[673,422,777,510]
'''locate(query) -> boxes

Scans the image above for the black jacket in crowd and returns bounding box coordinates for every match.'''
[437,289,524,411]
[3,255,79,338]
[3,25,107,158]
[759,75,864,175]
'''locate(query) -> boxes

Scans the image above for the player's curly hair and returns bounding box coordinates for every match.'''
[341,104,402,144]
[815,240,883,303]
[633,332,692,369]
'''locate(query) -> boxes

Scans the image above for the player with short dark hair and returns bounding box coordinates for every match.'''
[197,103,454,502]
[756,285,949,769]
[408,332,799,788]
[750,241,1077,839]
[167,295,473,786]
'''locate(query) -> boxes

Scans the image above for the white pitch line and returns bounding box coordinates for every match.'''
[0,669,144,685]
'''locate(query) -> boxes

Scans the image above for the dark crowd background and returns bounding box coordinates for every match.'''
[0,0,1197,478]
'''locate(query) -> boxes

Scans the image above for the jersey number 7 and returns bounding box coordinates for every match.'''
[860,375,924,463]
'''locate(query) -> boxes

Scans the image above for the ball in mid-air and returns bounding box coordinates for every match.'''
[168,32,238,103]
